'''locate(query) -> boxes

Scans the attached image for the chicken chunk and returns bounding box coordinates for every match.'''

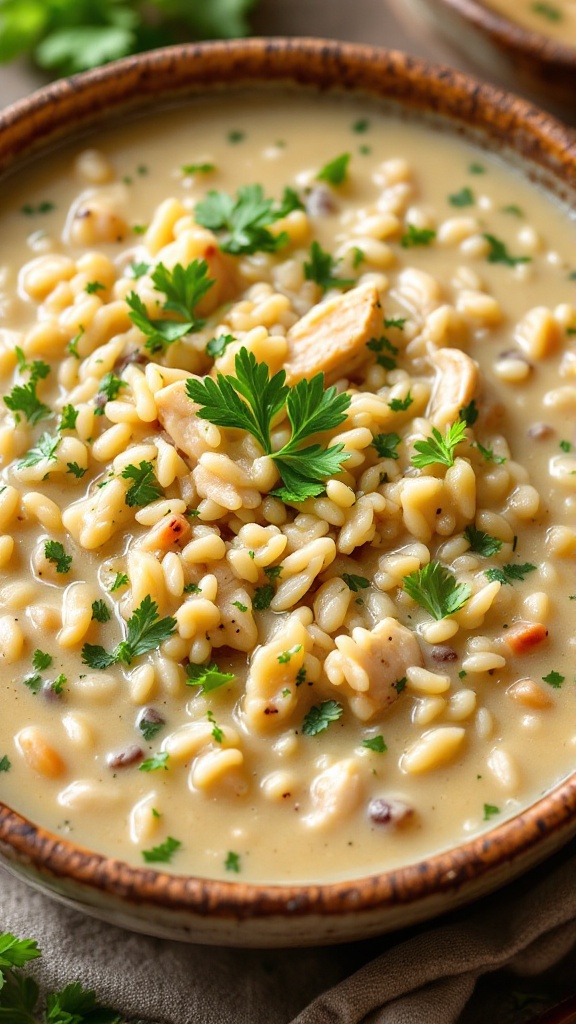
[284,282,383,384]
[155,380,215,463]
[324,617,423,721]
[427,347,479,429]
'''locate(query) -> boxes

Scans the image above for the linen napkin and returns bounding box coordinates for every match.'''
[2,839,575,1024]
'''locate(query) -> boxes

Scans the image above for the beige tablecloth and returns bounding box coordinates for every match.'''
[1,3,575,1022]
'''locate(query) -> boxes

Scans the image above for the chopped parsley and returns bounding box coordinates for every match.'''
[316,153,350,186]
[366,335,398,371]
[459,399,479,427]
[91,600,111,623]
[206,333,235,359]
[129,261,151,279]
[304,241,354,293]
[296,667,307,687]
[448,186,474,207]
[483,234,532,268]
[183,582,202,594]
[264,565,283,580]
[302,700,343,736]
[502,204,524,217]
[227,130,245,144]
[253,584,274,610]
[225,850,241,873]
[277,186,305,217]
[372,431,401,460]
[394,676,407,694]
[341,573,370,592]
[139,751,169,772]
[542,670,565,688]
[560,440,572,453]
[66,461,87,479]
[121,460,163,507]
[110,572,129,592]
[469,162,486,175]
[0,755,10,772]
[195,184,288,255]
[483,803,501,820]
[185,662,235,693]
[232,600,248,612]
[475,441,507,464]
[411,421,467,469]
[383,316,407,329]
[60,404,79,430]
[32,649,52,671]
[186,348,351,503]
[142,836,181,863]
[403,561,471,620]
[85,280,105,294]
[353,119,370,133]
[181,162,216,174]
[126,259,214,353]
[23,674,42,694]
[388,391,413,412]
[21,200,55,215]
[207,709,223,743]
[94,372,126,413]
[463,525,503,557]
[51,673,66,695]
[18,431,60,469]
[277,644,302,664]
[138,715,164,743]
[484,563,537,585]
[531,1,562,19]
[400,224,436,248]
[44,540,72,574]
[82,595,176,669]
[3,379,52,425]
[67,330,83,358]
[362,735,387,753]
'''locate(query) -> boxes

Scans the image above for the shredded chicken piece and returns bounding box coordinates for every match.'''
[155,380,215,462]
[284,282,383,384]
[427,347,479,429]
[304,759,362,830]
[324,617,423,721]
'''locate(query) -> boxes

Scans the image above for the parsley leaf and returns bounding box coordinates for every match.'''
[475,441,506,464]
[85,280,105,294]
[388,391,413,412]
[24,673,43,694]
[463,525,503,557]
[0,933,41,975]
[316,153,350,185]
[277,644,302,664]
[3,380,52,425]
[253,584,274,610]
[372,432,401,460]
[94,372,126,413]
[110,572,128,592]
[366,335,398,371]
[483,803,500,820]
[531,1,562,20]
[302,700,343,736]
[483,234,532,267]
[484,563,537,585]
[403,561,471,619]
[459,399,479,426]
[304,241,354,293]
[181,162,216,175]
[67,462,87,478]
[139,751,169,772]
[185,662,236,693]
[18,431,60,469]
[341,573,370,592]
[142,836,181,863]
[186,349,351,503]
[448,186,474,207]
[225,850,241,872]
[126,259,214,353]
[59,404,79,430]
[32,649,52,671]
[543,670,565,688]
[81,595,176,669]
[0,755,10,772]
[362,735,387,753]
[91,600,111,623]
[411,421,467,469]
[44,540,72,574]
[121,460,163,507]
[195,184,288,255]
[400,224,436,247]
[206,333,235,358]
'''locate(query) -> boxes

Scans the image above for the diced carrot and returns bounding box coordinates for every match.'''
[504,621,548,655]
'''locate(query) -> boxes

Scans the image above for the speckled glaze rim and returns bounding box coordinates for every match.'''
[1,38,576,924]
[427,0,576,70]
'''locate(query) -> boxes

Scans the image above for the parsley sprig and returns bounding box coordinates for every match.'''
[484,563,536,585]
[403,561,471,620]
[302,700,343,735]
[304,241,354,293]
[411,421,467,469]
[186,349,351,502]
[81,595,176,669]
[126,259,214,353]
[185,662,236,693]
[121,460,163,507]
[194,184,288,255]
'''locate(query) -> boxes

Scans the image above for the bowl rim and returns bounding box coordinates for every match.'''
[425,0,576,68]
[1,36,576,921]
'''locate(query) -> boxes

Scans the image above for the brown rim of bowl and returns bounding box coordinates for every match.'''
[0,37,576,920]
[427,0,576,69]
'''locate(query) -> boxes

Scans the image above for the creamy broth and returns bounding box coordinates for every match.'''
[483,0,576,43]
[0,94,576,883]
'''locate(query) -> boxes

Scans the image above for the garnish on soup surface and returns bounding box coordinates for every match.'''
[0,94,575,883]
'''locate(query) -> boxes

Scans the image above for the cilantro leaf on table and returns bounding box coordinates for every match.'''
[411,421,467,469]
[45,980,122,1023]
[195,184,288,255]
[0,934,41,979]
[403,560,471,620]
[186,349,351,503]
[81,595,176,669]
[121,460,163,507]
[126,259,214,353]
[304,241,354,293]
[302,700,343,736]
[185,662,236,693]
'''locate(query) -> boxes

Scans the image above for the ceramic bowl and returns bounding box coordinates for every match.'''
[390,0,576,121]
[1,39,576,948]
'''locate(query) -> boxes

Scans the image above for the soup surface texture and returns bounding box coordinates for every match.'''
[483,0,576,43]
[0,94,575,883]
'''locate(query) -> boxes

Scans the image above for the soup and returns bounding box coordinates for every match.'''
[0,94,575,883]
[483,0,576,44]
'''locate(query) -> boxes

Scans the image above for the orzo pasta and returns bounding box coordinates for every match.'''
[0,93,575,882]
